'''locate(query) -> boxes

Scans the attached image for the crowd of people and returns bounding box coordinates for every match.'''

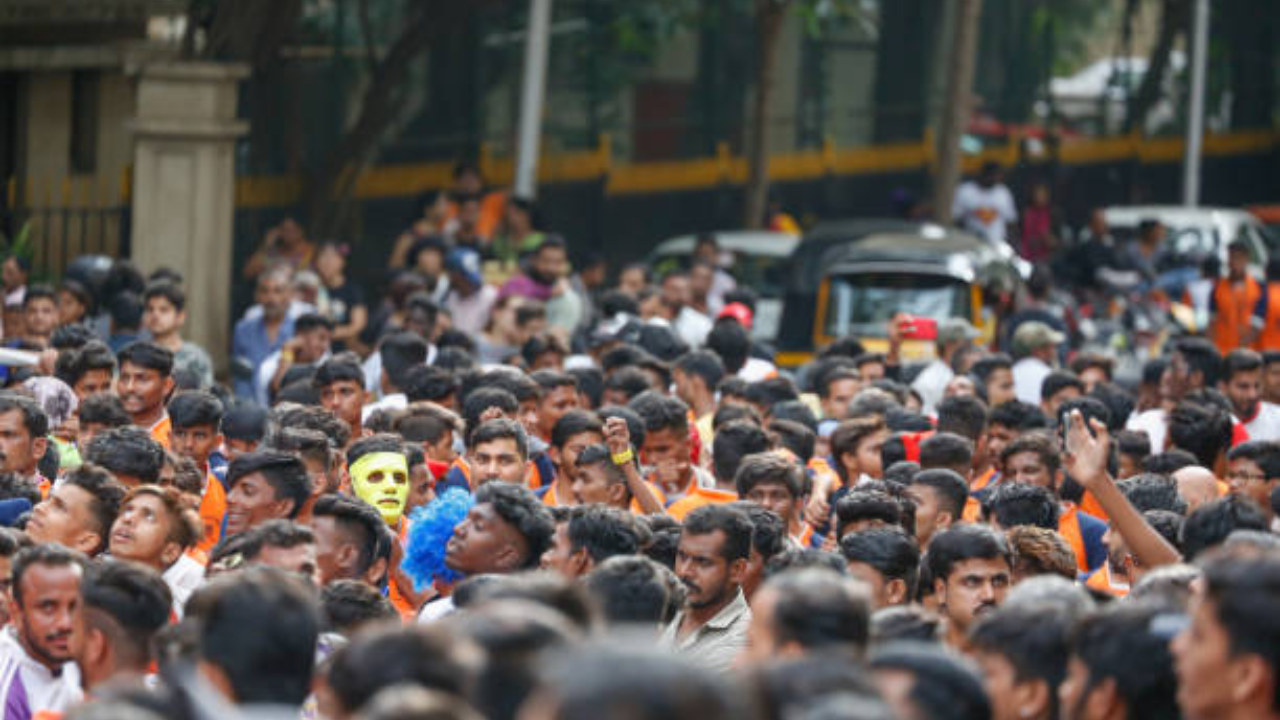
[0,161,1274,720]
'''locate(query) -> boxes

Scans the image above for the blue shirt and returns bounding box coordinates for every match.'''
[232,313,295,399]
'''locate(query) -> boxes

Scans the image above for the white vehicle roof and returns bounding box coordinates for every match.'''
[651,231,799,259]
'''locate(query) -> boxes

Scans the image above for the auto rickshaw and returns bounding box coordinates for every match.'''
[774,220,1024,367]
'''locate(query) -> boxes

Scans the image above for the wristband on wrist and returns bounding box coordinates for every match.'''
[611,448,634,467]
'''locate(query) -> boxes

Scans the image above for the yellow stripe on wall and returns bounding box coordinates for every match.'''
[229,130,1279,209]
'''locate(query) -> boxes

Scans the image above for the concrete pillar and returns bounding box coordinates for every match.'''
[129,62,248,376]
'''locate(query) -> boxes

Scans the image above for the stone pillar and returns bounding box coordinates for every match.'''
[129,61,248,376]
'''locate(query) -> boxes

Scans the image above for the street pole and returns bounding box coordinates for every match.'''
[933,0,983,225]
[1182,0,1209,207]
[515,0,554,200]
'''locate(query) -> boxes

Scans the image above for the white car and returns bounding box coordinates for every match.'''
[648,231,799,342]
[1103,206,1275,270]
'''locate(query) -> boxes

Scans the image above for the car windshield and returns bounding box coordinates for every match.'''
[651,251,790,298]
[823,272,970,338]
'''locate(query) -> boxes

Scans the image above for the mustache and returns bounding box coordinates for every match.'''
[681,578,701,596]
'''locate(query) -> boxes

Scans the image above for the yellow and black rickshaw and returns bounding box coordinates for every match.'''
[774,220,1024,367]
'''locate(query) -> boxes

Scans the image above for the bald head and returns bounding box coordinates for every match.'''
[1172,466,1219,513]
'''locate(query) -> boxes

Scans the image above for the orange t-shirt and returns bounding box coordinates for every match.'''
[195,471,226,556]
[666,486,738,521]
[150,416,172,450]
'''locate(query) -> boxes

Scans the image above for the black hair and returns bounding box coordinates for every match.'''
[682,503,754,563]
[1201,553,1280,714]
[868,643,990,720]
[988,400,1049,431]
[1143,450,1198,475]
[328,623,479,713]
[345,432,408,468]
[1168,401,1234,469]
[522,333,569,367]
[168,390,224,430]
[245,520,316,559]
[835,490,903,536]
[143,280,186,312]
[50,323,96,351]
[705,318,751,373]
[550,410,603,450]
[819,336,867,361]
[469,418,529,461]
[1116,473,1188,515]
[1088,382,1135,433]
[312,491,386,576]
[1227,440,1280,479]
[1068,603,1180,720]
[83,559,173,667]
[764,548,848,578]
[461,384,519,433]
[189,567,320,707]
[969,604,1072,719]
[566,505,641,563]
[839,526,920,599]
[713,421,771,484]
[1040,371,1084,403]
[1174,337,1223,387]
[54,341,117,388]
[982,482,1060,530]
[908,469,969,525]
[769,400,817,432]
[1222,348,1264,382]
[226,451,311,519]
[870,606,942,646]
[628,390,689,434]
[603,367,651,403]
[294,312,335,336]
[22,284,56,308]
[0,393,49,438]
[0,473,40,506]
[583,556,675,625]
[970,354,1013,384]
[320,579,397,635]
[272,403,350,449]
[117,341,174,377]
[763,569,871,656]
[673,351,726,392]
[1143,510,1185,554]
[1116,429,1152,460]
[713,403,762,431]
[84,427,166,484]
[78,393,131,428]
[12,544,89,606]
[735,451,805,499]
[1001,432,1062,475]
[108,291,144,331]
[918,433,974,473]
[599,290,639,318]
[935,395,988,443]
[1180,495,1268,559]
[379,332,429,392]
[744,377,800,409]
[767,419,815,463]
[401,365,457,404]
[567,367,604,409]
[734,502,788,563]
[312,357,365,390]
[473,482,556,569]
[927,523,1013,582]
[221,402,268,442]
[62,464,127,554]
[815,366,859,401]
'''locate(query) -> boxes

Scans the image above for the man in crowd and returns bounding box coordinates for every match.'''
[116,341,176,447]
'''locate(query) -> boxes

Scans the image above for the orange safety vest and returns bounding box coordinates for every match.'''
[666,486,738,521]
[1079,490,1108,523]
[195,470,226,556]
[808,456,842,490]
[1258,281,1280,350]
[1209,275,1263,354]
[971,467,997,493]
[387,518,417,621]
[1058,504,1089,574]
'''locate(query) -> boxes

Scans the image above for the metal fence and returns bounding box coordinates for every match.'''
[2,177,131,280]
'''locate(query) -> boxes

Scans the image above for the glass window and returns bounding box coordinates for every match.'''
[823,272,969,338]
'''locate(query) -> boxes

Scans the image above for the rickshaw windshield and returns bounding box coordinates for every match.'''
[823,272,970,337]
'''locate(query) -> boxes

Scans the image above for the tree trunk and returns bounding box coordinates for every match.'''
[743,0,788,229]
[303,1,500,239]
[932,0,984,224]
[1125,0,1188,133]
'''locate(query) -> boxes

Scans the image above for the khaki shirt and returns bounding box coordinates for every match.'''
[659,589,752,673]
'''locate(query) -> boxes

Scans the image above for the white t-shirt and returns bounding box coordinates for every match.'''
[1012,356,1052,406]
[912,359,954,417]
[1240,401,1280,442]
[164,553,207,619]
[952,181,1018,244]
[1127,408,1168,453]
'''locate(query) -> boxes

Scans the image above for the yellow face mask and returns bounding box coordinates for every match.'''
[349,452,410,525]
